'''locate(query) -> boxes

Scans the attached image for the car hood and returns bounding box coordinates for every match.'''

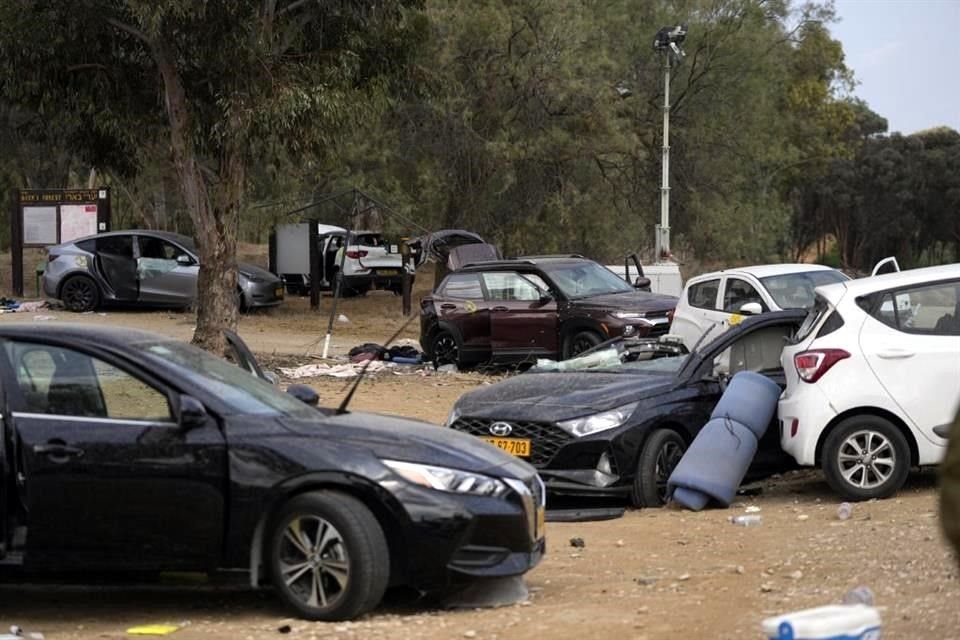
[571,290,678,312]
[239,263,279,281]
[454,372,676,422]
[278,412,536,478]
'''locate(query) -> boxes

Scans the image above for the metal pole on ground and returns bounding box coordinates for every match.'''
[322,230,351,359]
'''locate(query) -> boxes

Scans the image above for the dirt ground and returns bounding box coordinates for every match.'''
[0,291,957,639]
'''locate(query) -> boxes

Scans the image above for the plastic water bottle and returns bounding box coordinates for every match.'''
[837,502,853,521]
[731,514,763,526]
[842,586,875,606]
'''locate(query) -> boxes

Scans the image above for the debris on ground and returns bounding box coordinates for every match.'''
[125,624,181,636]
[280,361,388,378]
[569,537,586,548]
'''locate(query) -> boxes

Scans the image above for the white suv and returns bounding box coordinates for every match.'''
[779,263,960,500]
[670,264,848,348]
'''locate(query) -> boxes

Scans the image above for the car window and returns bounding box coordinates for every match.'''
[873,281,960,335]
[687,279,720,309]
[96,235,134,258]
[439,273,483,299]
[710,325,793,377]
[760,270,849,309]
[6,342,173,421]
[723,278,768,313]
[355,233,383,246]
[482,272,545,302]
[139,236,187,261]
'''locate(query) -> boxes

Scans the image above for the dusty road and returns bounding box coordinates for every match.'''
[0,295,956,639]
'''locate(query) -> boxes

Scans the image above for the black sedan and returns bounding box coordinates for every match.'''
[447,310,805,507]
[0,324,545,620]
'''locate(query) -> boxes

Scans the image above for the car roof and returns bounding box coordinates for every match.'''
[60,229,195,247]
[0,323,175,346]
[815,262,960,304]
[689,263,840,282]
[458,255,591,271]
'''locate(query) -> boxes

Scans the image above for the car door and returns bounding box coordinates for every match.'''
[672,277,722,347]
[1,339,227,570]
[693,315,803,474]
[94,234,139,301]
[434,273,491,357]
[482,272,559,360]
[136,235,199,305]
[859,279,960,446]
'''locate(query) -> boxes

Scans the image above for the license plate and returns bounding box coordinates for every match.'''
[275,286,284,298]
[483,437,531,457]
[378,269,399,276]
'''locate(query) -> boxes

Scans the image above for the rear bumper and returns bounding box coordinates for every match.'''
[778,384,837,466]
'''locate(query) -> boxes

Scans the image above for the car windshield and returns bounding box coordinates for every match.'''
[543,262,634,298]
[132,340,317,418]
[760,270,848,309]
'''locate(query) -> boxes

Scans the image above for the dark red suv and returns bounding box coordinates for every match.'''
[420,256,679,366]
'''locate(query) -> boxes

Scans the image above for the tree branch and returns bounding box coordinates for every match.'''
[277,0,313,17]
[105,17,150,45]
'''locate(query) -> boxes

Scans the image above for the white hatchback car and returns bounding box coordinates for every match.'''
[670,264,849,348]
[779,263,960,500]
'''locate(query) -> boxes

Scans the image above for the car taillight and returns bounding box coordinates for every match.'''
[794,349,850,383]
[346,250,368,259]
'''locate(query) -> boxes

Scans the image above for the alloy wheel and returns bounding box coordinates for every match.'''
[278,515,351,609]
[64,278,96,310]
[433,333,459,364]
[836,429,896,489]
[654,441,685,503]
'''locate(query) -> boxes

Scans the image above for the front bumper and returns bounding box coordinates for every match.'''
[243,280,284,308]
[383,474,546,589]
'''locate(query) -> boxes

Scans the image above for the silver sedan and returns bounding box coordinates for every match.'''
[42,230,284,312]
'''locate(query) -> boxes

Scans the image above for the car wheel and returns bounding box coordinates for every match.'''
[268,491,389,622]
[631,429,687,508]
[821,415,911,501]
[431,330,461,366]
[60,275,100,312]
[563,330,602,359]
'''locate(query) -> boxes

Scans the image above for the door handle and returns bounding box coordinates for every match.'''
[440,304,457,311]
[877,349,915,359]
[492,306,509,312]
[33,443,85,459]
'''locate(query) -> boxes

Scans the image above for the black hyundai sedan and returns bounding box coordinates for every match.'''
[447,310,805,507]
[0,324,545,621]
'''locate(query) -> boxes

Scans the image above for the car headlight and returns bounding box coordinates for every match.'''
[612,311,645,319]
[381,460,508,498]
[556,402,638,437]
[444,406,461,427]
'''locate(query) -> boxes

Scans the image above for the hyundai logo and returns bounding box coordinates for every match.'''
[489,421,513,437]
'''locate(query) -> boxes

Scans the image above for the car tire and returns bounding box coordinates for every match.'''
[821,415,911,501]
[630,429,687,508]
[563,330,603,359]
[268,491,389,622]
[60,274,101,312]
[431,329,461,367]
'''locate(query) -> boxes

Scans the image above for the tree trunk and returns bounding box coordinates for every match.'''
[153,38,238,354]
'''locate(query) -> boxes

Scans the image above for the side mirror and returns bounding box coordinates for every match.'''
[633,276,652,291]
[286,384,319,407]
[176,254,193,266]
[178,395,208,431]
[739,302,763,316]
[538,292,553,305]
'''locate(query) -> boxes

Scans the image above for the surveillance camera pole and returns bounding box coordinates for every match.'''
[656,50,671,261]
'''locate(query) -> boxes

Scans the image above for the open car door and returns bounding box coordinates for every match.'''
[223,330,277,384]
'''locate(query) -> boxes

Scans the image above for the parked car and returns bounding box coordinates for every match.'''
[445,310,805,507]
[779,263,960,501]
[670,264,849,348]
[0,324,545,620]
[277,224,413,297]
[420,256,679,366]
[42,230,284,312]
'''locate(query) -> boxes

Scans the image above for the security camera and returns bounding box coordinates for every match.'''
[653,24,688,51]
